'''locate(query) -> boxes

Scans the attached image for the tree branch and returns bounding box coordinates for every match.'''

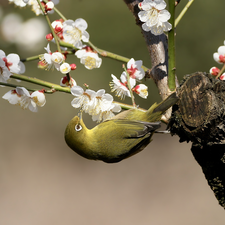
[123,0,178,102]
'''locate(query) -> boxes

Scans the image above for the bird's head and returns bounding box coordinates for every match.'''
[65,115,101,160]
[64,115,88,149]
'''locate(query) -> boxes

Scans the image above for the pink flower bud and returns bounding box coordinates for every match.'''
[46,33,53,41]
[70,63,77,70]
[209,67,220,76]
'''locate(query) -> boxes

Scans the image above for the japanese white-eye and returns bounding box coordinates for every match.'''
[65,92,178,163]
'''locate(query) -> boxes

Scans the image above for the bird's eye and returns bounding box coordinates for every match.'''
[75,124,82,132]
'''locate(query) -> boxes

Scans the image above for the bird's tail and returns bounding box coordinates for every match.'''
[146,92,178,118]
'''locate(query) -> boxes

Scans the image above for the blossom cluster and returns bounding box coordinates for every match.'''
[110,58,148,99]
[3,87,46,112]
[138,0,172,35]
[9,1,102,70]
[45,18,102,71]
[50,18,89,50]
[9,0,59,15]
[38,43,74,74]
[209,40,225,80]
[3,1,148,121]
[1,12,103,116]
[48,18,90,48]
[70,86,121,122]
[0,48,47,112]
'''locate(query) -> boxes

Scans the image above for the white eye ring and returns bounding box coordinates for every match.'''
[75,124,82,132]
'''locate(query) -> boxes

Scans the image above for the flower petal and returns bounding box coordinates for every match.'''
[70,86,84,96]
[158,10,171,22]
[218,46,225,55]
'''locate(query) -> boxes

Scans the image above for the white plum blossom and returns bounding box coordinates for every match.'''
[213,43,225,64]
[31,90,46,107]
[110,74,130,99]
[70,86,121,122]
[60,62,71,74]
[39,44,64,71]
[71,85,96,113]
[120,72,136,88]
[2,87,46,112]
[63,19,89,49]
[110,58,149,100]
[16,87,46,112]
[51,52,64,64]
[39,44,54,70]
[132,84,148,99]
[110,74,136,99]
[126,58,145,80]
[2,89,21,104]
[0,50,25,74]
[87,89,113,116]
[75,48,102,70]
[138,0,172,35]
[92,101,121,122]
[0,50,25,84]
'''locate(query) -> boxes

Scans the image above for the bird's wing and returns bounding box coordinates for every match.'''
[104,119,161,139]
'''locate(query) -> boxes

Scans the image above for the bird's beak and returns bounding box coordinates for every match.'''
[78,111,82,121]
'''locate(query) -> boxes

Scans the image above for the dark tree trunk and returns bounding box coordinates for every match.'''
[168,72,225,209]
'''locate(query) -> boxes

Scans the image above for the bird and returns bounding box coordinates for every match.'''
[65,92,178,163]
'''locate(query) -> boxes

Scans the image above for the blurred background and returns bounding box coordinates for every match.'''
[0,0,224,224]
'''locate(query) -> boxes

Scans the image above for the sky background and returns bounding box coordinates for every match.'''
[0,0,224,224]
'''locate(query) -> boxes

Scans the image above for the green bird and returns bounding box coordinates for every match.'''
[65,92,178,163]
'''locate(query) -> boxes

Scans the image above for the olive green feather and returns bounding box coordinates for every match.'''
[65,92,178,163]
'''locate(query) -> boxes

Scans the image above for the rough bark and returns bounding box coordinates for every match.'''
[168,72,225,209]
[191,143,225,209]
